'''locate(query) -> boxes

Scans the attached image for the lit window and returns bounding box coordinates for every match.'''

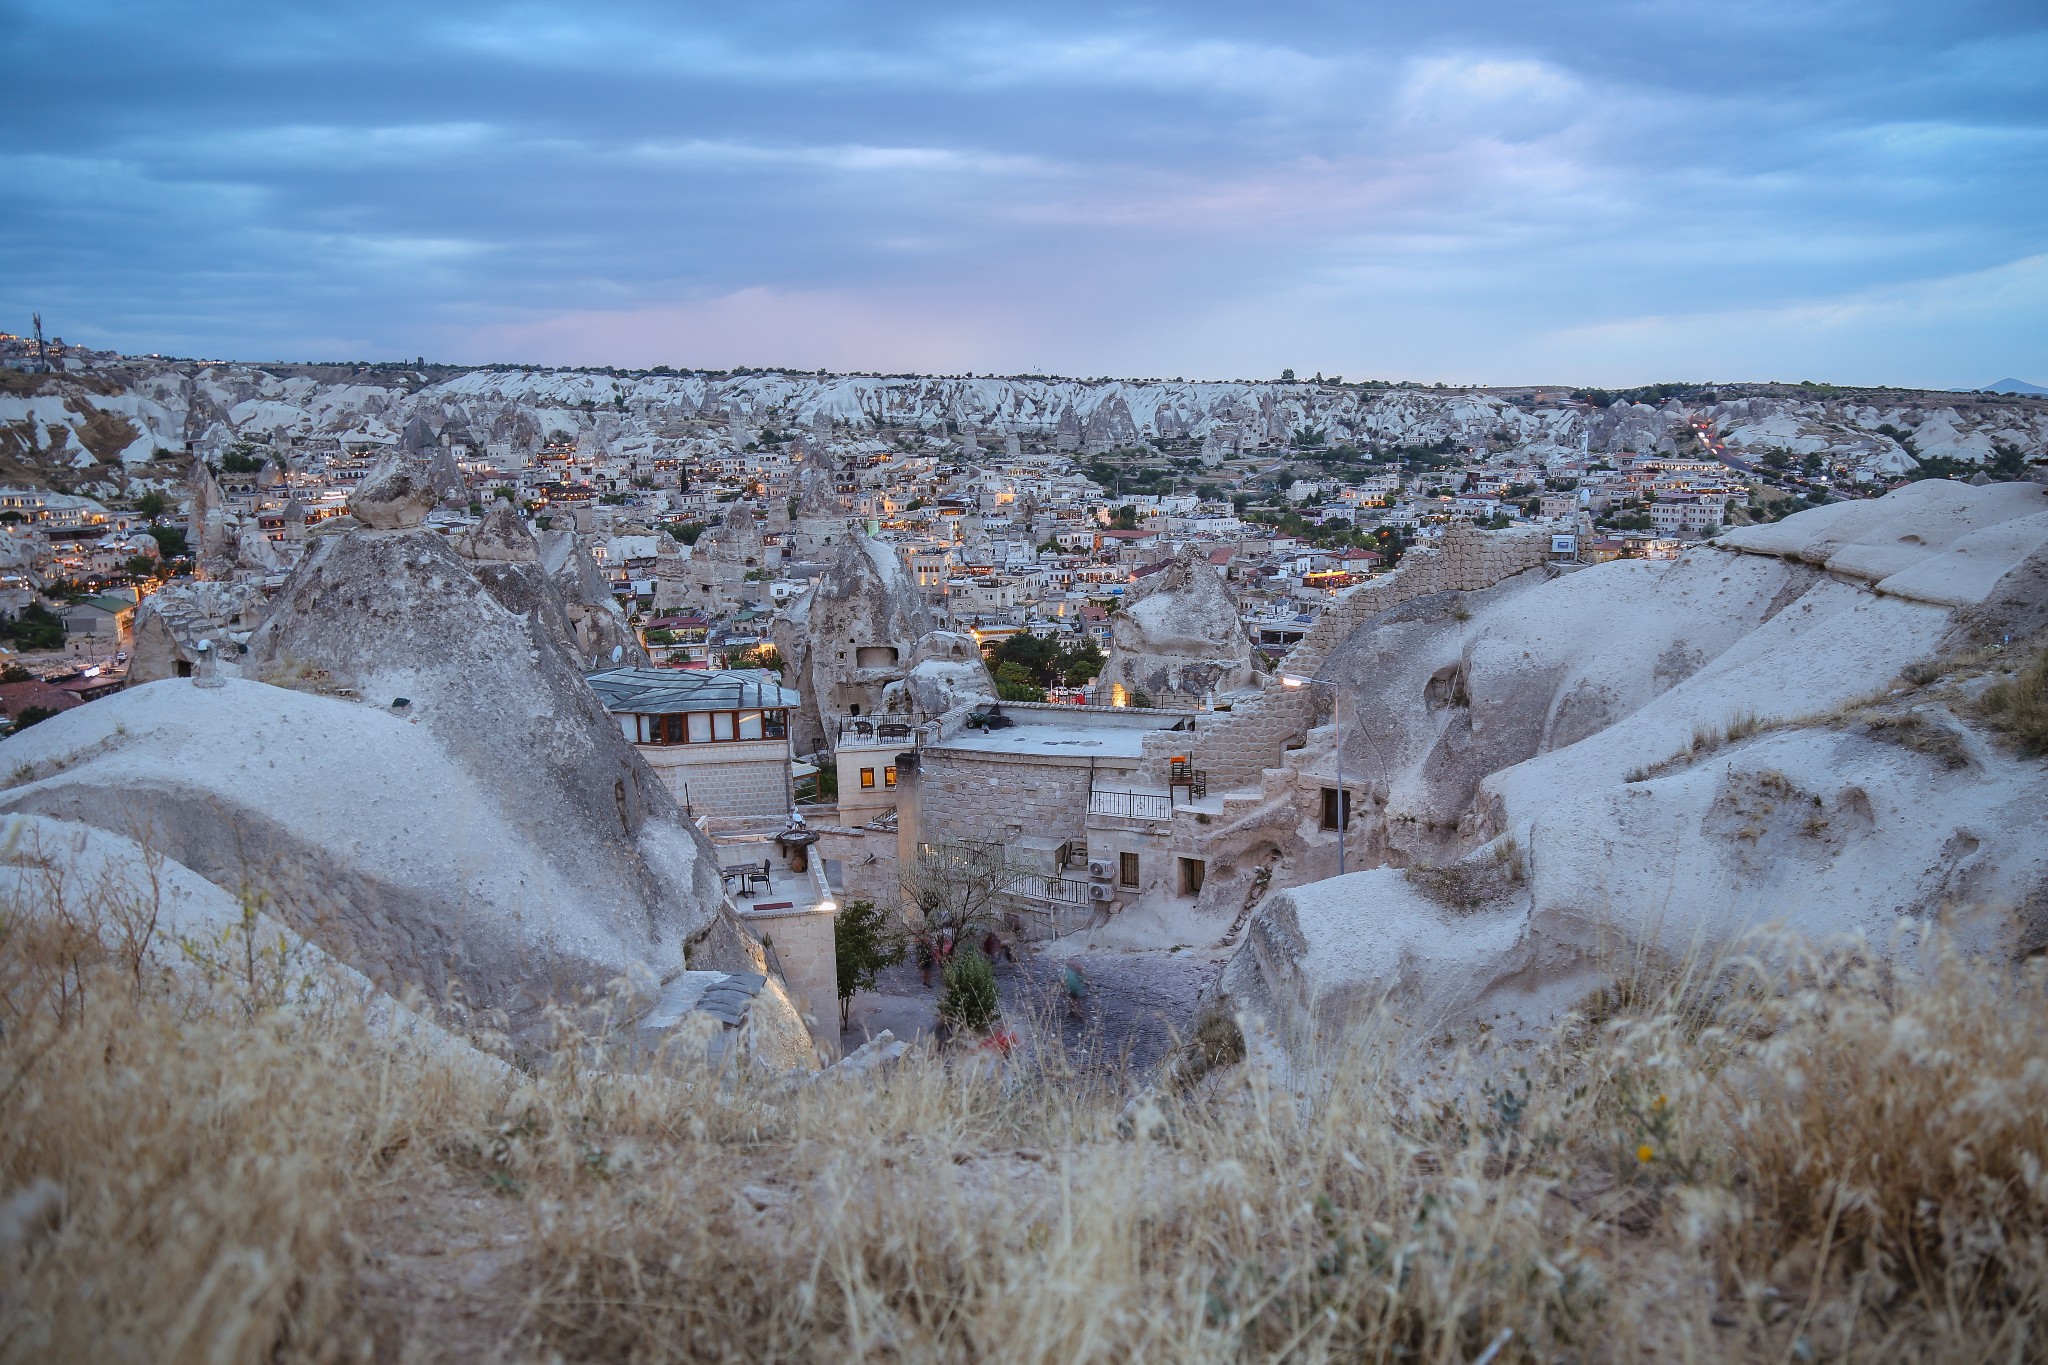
[883,766,896,788]
[860,768,876,790]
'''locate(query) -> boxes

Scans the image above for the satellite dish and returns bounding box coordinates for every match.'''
[611,644,623,662]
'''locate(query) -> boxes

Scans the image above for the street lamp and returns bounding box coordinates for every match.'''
[1279,670,1348,875]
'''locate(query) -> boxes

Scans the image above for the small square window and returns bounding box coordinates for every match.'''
[860,767,876,790]
[1321,787,1351,831]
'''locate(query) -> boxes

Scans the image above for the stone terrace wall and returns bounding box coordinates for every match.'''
[1139,522,1553,791]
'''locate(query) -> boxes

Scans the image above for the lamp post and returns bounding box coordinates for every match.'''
[1279,671,1346,875]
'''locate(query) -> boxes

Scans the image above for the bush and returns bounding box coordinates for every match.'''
[938,949,999,1034]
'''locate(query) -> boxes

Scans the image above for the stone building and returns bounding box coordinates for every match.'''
[587,667,802,818]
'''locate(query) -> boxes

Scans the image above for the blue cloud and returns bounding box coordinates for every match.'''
[2,0,2042,384]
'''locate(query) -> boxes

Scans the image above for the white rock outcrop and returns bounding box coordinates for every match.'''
[1218,481,2048,1059]
[1099,549,1256,706]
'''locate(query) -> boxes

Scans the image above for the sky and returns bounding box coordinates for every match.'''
[4,1,2045,387]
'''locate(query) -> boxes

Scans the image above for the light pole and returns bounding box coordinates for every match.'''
[1280,671,1346,875]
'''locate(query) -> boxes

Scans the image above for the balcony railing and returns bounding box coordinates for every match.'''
[1088,787,1172,820]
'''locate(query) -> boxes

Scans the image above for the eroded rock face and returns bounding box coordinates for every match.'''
[457,503,541,563]
[1100,549,1256,705]
[775,535,937,752]
[1217,482,2048,1063]
[347,458,438,529]
[157,523,725,1025]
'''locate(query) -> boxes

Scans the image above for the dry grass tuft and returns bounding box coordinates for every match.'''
[1977,644,2048,755]
[1861,711,1972,768]
[6,877,2048,1361]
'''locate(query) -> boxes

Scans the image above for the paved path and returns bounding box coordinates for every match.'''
[842,943,1228,1078]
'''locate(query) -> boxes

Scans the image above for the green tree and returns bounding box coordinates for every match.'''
[133,489,168,519]
[834,898,904,1031]
[665,521,708,545]
[989,632,1062,686]
[9,706,57,732]
[1058,639,1105,686]
[147,525,188,558]
[1108,505,1140,531]
[5,603,66,651]
[939,949,1000,1035]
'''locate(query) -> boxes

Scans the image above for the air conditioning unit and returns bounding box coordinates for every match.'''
[1086,858,1114,881]
[1087,882,1115,902]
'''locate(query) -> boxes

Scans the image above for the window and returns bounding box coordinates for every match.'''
[712,711,736,742]
[664,714,684,743]
[763,709,787,739]
[860,767,876,790]
[1119,851,1140,888]
[687,712,712,743]
[1321,787,1351,831]
[883,765,896,788]
[737,709,764,740]
[1180,857,1206,896]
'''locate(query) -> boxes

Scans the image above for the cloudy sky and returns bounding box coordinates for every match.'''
[5,1,2044,385]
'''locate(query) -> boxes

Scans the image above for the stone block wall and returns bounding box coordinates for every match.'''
[916,749,1101,854]
[641,743,791,818]
[737,903,837,1056]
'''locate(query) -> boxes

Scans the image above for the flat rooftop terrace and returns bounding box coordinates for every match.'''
[930,705,1198,760]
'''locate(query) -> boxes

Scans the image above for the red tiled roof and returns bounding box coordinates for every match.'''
[0,681,82,720]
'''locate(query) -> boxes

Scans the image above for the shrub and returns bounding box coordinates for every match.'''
[938,949,999,1034]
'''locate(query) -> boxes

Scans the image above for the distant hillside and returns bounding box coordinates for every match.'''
[5,361,2046,501]
[1984,377,2048,395]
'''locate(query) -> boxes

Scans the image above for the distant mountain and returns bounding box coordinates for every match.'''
[1982,378,2047,394]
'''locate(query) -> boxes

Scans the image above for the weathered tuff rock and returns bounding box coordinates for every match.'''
[456,502,541,563]
[1099,549,1256,705]
[1216,481,2048,1063]
[347,457,439,529]
[774,534,939,753]
[0,521,739,1038]
[880,631,996,723]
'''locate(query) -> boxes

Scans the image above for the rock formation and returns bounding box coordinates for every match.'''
[1099,548,1257,706]
[1213,481,2048,1063]
[0,502,767,1046]
[772,534,938,753]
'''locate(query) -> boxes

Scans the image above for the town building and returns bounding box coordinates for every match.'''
[586,666,802,818]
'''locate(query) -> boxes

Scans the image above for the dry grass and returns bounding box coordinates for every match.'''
[5,877,2048,1362]
[1977,644,2048,756]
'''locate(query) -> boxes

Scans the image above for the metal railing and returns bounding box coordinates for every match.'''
[1019,874,1090,905]
[1087,787,1172,820]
